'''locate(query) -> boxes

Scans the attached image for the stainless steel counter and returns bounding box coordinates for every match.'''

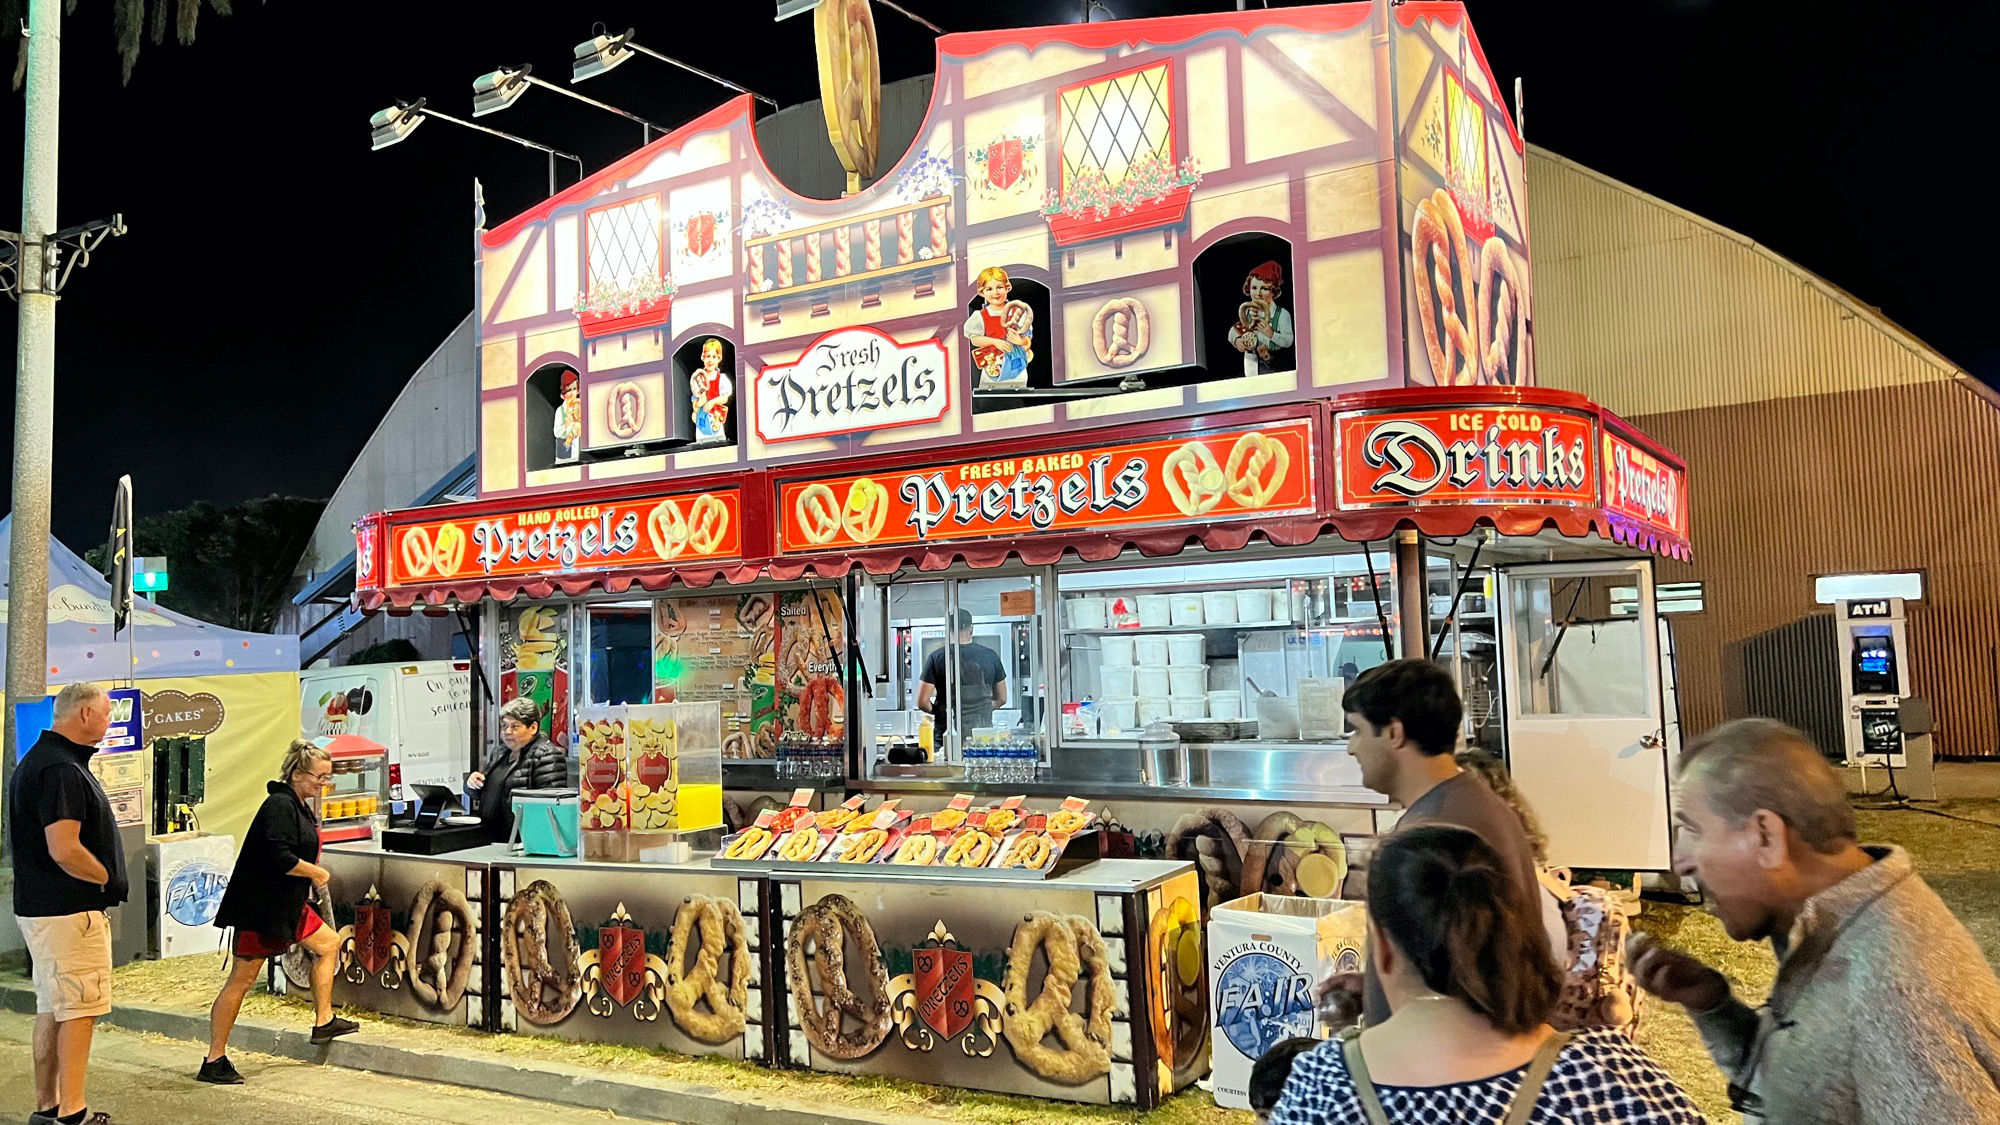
[854,776,1388,807]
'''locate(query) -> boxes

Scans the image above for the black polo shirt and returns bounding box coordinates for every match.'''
[9,729,129,917]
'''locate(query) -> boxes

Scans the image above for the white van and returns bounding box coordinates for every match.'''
[299,661,474,799]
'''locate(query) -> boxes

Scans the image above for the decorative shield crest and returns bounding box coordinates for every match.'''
[914,943,976,1041]
[354,889,395,976]
[685,211,716,259]
[985,138,1024,192]
[886,920,1006,1055]
[597,904,649,1010]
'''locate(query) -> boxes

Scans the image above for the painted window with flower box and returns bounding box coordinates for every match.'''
[1044,61,1201,247]
[578,195,674,337]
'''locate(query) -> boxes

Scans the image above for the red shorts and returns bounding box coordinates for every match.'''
[233,905,323,960]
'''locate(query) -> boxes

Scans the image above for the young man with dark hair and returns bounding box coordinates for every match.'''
[1323,658,1560,1026]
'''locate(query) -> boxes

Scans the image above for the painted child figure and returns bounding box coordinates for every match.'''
[965,265,1034,389]
[690,337,734,440]
[1225,260,1296,376]
[554,369,583,462]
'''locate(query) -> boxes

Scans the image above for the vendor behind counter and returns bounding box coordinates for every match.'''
[468,696,566,843]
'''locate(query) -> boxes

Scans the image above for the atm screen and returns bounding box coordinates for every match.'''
[1852,634,1898,695]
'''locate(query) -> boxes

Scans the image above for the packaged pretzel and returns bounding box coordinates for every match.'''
[719,807,781,861]
[832,802,907,864]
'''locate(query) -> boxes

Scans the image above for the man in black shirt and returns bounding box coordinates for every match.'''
[10,681,126,1125]
[917,610,1008,752]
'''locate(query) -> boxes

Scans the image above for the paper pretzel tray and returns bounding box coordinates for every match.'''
[710,826,1101,880]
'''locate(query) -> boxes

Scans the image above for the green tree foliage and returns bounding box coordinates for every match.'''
[86,495,324,633]
[4,0,245,87]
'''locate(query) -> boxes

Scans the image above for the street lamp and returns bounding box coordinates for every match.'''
[572,25,779,110]
[472,63,671,143]
[369,97,583,197]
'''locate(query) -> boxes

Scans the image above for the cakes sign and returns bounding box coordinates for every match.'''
[755,326,950,444]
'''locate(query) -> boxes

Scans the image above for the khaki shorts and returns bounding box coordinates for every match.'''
[17,911,114,1022]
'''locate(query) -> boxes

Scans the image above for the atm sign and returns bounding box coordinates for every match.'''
[1847,600,1893,619]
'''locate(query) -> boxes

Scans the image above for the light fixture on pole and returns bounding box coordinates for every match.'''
[369,97,583,196]
[774,0,944,33]
[572,25,780,109]
[473,63,670,143]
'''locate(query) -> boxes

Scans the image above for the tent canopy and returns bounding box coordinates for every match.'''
[0,515,298,682]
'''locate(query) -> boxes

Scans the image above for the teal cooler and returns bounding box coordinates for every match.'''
[511,788,580,857]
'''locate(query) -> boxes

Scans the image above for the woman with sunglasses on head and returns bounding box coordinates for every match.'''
[198,740,357,1084]
[1270,826,1703,1124]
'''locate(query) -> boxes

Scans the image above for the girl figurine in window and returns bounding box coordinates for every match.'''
[1227,260,1296,376]
[554,369,582,462]
[691,337,733,441]
[966,266,1034,389]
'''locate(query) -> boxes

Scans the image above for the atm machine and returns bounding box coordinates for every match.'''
[1834,598,1935,798]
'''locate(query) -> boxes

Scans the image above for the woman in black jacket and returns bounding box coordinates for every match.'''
[199,740,358,1084]
[469,696,569,843]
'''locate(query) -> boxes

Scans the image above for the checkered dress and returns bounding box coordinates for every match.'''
[1269,1027,1708,1124]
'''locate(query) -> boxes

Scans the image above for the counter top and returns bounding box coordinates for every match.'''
[853,777,1389,806]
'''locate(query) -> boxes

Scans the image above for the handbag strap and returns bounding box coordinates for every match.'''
[1338,1027,1394,1125]
[1501,1030,1574,1125]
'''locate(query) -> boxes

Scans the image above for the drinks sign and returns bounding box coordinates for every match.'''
[755,326,951,444]
[1336,406,1596,509]
[775,417,1316,553]
[380,488,742,587]
[1602,431,1688,540]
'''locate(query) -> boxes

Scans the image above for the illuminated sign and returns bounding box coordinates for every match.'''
[1336,405,1596,509]
[380,488,742,587]
[1602,431,1688,541]
[754,326,951,444]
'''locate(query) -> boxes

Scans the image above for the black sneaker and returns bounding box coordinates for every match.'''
[197,1055,245,1084]
[309,1016,359,1045]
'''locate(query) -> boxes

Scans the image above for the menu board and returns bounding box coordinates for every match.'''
[654,594,779,758]
[777,588,847,742]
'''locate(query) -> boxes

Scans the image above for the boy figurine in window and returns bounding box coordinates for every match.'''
[691,337,733,441]
[1227,260,1295,376]
[554,369,583,462]
[966,266,1034,389]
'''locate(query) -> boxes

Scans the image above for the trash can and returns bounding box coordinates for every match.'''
[1206,893,1366,1109]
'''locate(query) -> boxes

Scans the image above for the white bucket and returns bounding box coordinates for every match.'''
[1169,665,1209,695]
[1134,667,1173,696]
[1137,696,1175,725]
[1208,690,1245,720]
[1066,597,1108,631]
[1202,591,1238,624]
[1137,594,1173,628]
[1100,636,1136,666]
[1234,588,1274,623]
[1166,634,1206,666]
[1098,697,1138,730]
[1100,666,1135,697]
[1169,594,1205,626]
[1133,635,1171,666]
[1169,695,1209,720]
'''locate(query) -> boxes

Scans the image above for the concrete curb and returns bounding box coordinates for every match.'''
[1,982,940,1125]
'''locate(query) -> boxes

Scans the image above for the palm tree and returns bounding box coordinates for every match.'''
[3,0,242,86]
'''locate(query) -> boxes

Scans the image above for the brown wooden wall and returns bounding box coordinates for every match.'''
[1634,380,2000,758]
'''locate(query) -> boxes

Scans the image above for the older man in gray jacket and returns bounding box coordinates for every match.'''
[1630,718,2000,1123]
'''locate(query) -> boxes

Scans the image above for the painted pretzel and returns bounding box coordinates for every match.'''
[841,477,889,543]
[1002,913,1114,1084]
[1149,894,1208,1070]
[891,833,938,865]
[1091,296,1151,368]
[607,380,646,440]
[399,526,435,578]
[686,494,731,554]
[787,893,892,1060]
[501,880,582,1026]
[431,523,468,575]
[666,895,751,1044]
[1162,441,1227,516]
[1224,432,1291,509]
[407,878,478,1011]
[1478,236,1525,384]
[647,498,690,559]
[1411,189,1479,386]
[794,483,843,545]
[942,831,995,867]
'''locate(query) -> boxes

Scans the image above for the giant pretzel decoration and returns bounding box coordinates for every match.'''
[841,478,889,543]
[1412,188,1525,386]
[399,527,435,578]
[1090,297,1151,369]
[686,494,731,555]
[814,0,881,182]
[794,483,843,546]
[1163,441,1227,516]
[1224,433,1290,509]
[666,894,752,1044]
[787,893,893,1059]
[1149,896,1208,1070]
[1002,913,1114,1084]
[502,880,583,1026]
[647,499,690,559]
[407,877,478,1011]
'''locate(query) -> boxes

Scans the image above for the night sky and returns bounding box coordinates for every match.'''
[2,0,1991,551]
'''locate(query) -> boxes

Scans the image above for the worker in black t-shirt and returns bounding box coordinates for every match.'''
[917,610,1008,752]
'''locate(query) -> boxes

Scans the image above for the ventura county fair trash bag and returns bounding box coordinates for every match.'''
[1206,893,1366,1109]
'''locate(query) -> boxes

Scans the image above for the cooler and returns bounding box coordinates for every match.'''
[512,788,580,857]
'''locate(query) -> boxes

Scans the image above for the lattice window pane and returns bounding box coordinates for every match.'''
[1059,63,1174,188]
[586,197,663,293]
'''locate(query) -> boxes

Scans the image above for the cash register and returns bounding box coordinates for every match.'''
[380,784,489,855]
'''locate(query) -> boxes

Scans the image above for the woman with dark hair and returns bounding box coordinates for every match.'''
[468,696,568,843]
[1271,827,1703,1124]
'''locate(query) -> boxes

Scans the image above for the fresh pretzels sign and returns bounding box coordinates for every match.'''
[1336,405,1596,509]
[755,326,951,444]
[774,418,1315,553]
[1603,431,1688,539]
[382,488,742,586]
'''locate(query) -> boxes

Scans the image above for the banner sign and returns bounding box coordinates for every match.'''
[382,488,742,587]
[775,417,1316,553]
[1335,405,1596,509]
[755,326,951,444]
[1602,431,1688,541]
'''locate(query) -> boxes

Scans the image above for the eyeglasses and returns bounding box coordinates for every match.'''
[302,770,334,783]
